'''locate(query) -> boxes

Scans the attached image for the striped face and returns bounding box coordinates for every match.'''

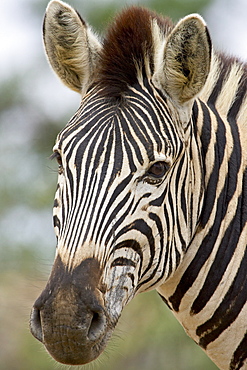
[52,81,197,306]
[30,2,214,365]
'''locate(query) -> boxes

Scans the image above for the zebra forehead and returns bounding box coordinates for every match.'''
[58,91,173,160]
[95,6,173,98]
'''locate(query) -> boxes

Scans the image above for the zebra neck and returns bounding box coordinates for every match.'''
[157,90,247,369]
[200,51,247,127]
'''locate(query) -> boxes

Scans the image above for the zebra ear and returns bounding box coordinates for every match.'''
[153,14,211,123]
[43,0,102,94]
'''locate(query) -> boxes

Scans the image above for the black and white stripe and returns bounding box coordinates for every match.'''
[52,51,247,368]
[41,3,247,367]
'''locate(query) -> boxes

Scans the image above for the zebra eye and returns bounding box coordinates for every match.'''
[50,151,63,173]
[57,154,62,167]
[52,151,62,166]
[147,161,168,178]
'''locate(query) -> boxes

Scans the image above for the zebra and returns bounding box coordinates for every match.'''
[30,0,247,369]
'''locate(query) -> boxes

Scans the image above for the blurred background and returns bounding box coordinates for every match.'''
[1,0,247,369]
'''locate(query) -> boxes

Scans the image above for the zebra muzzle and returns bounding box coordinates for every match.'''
[30,256,113,365]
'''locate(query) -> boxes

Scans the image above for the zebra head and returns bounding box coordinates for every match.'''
[30,0,211,365]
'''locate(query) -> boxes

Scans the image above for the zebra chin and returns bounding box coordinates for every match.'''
[29,255,119,365]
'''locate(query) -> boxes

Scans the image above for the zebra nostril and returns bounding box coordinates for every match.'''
[87,310,106,342]
[30,307,43,343]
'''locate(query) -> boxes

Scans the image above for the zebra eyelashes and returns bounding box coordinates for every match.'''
[142,161,170,185]
[50,151,63,174]
[50,151,62,164]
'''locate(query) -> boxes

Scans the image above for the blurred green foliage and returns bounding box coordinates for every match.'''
[87,0,211,30]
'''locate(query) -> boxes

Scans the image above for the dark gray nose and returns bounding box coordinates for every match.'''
[30,294,106,342]
[30,256,109,365]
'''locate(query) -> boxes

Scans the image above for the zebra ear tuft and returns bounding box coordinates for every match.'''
[43,0,102,94]
[153,14,212,122]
